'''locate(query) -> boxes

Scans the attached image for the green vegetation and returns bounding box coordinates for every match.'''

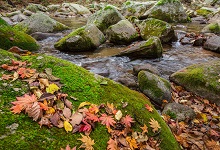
[0,24,39,51]
[208,23,220,34]
[0,50,180,150]
[0,17,9,26]
[156,0,179,6]
[196,9,212,17]
[165,110,177,119]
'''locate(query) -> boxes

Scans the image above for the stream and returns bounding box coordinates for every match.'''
[37,16,220,83]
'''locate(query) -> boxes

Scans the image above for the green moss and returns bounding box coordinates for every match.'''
[156,0,179,5]
[125,1,131,5]
[0,17,9,26]
[196,9,212,17]
[104,5,114,10]
[0,50,180,150]
[166,110,177,119]
[0,25,39,51]
[208,23,220,34]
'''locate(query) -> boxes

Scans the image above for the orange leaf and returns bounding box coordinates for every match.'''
[1,74,13,80]
[78,134,95,150]
[140,124,148,134]
[107,138,118,150]
[99,113,116,127]
[17,67,36,78]
[121,115,135,127]
[145,104,153,112]
[61,145,76,150]
[126,136,138,150]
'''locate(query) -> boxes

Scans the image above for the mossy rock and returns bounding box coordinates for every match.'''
[0,50,180,150]
[0,17,9,26]
[0,24,39,51]
[170,61,220,106]
[117,36,163,59]
[202,23,220,34]
[106,19,139,45]
[26,3,47,12]
[54,24,106,52]
[87,5,125,33]
[14,12,69,34]
[137,18,175,43]
[196,8,213,17]
[138,70,171,105]
[141,0,189,23]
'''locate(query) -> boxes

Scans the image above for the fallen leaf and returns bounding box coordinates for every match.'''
[46,83,60,94]
[11,72,19,82]
[50,112,60,126]
[69,112,83,127]
[115,110,123,120]
[63,107,72,119]
[99,113,116,127]
[88,104,99,114]
[38,116,52,128]
[17,67,36,78]
[64,120,72,132]
[78,101,91,109]
[106,102,115,114]
[26,102,41,121]
[79,119,92,133]
[78,134,95,150]
[121,115,135,127]
[61,145,76,150]
[149,118,161,133]
[140,124,148,134]
[126,136,138,150]
[64,99,72,109]
[145,104,153,112]
[85,112,99,122]
[1,74,13,80]
[107,138,118,150]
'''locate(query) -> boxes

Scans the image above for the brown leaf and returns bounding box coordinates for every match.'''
[107,138,118,150]
[63,107,72,119]
[205,139,220,150]
[26,102,41,121]
[50,112,60,127]
[140,124,148,134]
[99,113,116,127]
[38,116,52,128]
[78,134,95,150]
[64,99,72,109]
[69,112,83,127]
[61,145,76,150]
[126,136,138,150]
[1,74,13,80]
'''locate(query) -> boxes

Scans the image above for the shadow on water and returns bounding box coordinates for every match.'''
[37,18,220,81]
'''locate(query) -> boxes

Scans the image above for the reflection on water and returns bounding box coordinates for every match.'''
[37,18,220,81]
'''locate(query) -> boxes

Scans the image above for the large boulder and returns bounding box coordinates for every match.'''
[121,1,157,18]
[141,0,189,23]
[201,23,220,34]
[117,36,163,59]
[138,70,172,105]
[106,20,139,45]
[0,18,39,51]
[0,50,180,150]
[15,12,69,34]
[26,3,48,12]
[137,18,175,43]
[54,24,105,52]
[170,61,220,106]
[203,35,220,52]
[87,5,125,32]
[61,3,92,16]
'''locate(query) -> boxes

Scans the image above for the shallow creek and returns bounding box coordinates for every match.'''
[37,17,220,81]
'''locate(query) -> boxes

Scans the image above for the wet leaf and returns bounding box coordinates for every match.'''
[17,67,36,78]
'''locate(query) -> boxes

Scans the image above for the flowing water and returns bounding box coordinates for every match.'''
[37,17,220,82]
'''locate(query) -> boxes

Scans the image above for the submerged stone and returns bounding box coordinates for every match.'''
[170,60,220,106]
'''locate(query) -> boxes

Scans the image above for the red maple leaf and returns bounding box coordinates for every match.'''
[17,67,36,78]
[86,112,99,122]
[121,115,135,127]
[11,94,37,114]
[145,104,153,112]
[79,119,92,133]
[99,113,116,127]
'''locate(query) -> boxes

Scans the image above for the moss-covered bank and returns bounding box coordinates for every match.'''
[0,50,180,150]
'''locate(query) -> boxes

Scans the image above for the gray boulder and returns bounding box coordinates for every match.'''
[170,60,220,106]
[162,103,195,121]
[87,5,125,32]
[106,20,139,45]
[203,35,220,52]
[137,18,175,43]
[54,24,106,52]
[117,36,163,59]
[138,70,171,105]
[133,64,160,76]
[26,3,47,12]
[121,1,157,18]
[61,3,91,16]
[14,12,69,34]
[142,0,189,23]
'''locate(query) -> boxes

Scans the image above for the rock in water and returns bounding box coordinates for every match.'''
[117,36,163,59]
[106,20,139,45]
[87,5,125,32]
[203,35,220,52]
[201,23,220,34]
[137,18,175,43]
[141,0,189,23]
[170,61,220,106]
[138,70,171,105]
[54,24,105,52]
[14,12,69,34]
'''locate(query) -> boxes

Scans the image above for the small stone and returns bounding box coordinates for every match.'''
[36,56,44,60]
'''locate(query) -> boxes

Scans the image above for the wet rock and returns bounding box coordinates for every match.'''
[141,0,189,23]
[133,64,160,76]
[121,1,157,18]
[106,20,139,45]
[61,3,91,16]
[10,14,27,22]
[180,37,194,45]
[87,5,125,32]
[26,3,47,12]
[116,74,138,90]
[138,70,171,105]
[203,35,220,52]
[162,102,195,121]
[117,36,163,59]
[15,12,69,34]
[31,32,62,41]
[55,24,106,52]
[170,60,220,106]
[201,23,220,34]
[193,37,206,46]
[137,18,175,43]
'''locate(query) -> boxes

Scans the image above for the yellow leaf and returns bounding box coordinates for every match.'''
[46,107,55,114]
[199,113,208,123]
[46,83,60,94]
[126,136,138,150]
[149,118,161,133]
[64,120,72,132]
[78,101,91,109]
